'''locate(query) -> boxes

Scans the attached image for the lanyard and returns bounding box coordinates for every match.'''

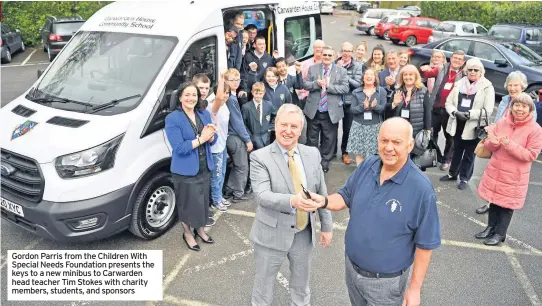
[447,69,457,83]
[466,80,478,98]
[402,88,416,107]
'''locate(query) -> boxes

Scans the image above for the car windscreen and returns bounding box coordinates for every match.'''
[488,26,522,40]
[30,31,177,115]
[398,19,410,26]
[499,42,542,66]
[53,22,85,35]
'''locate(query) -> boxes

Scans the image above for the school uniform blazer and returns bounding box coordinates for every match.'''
[242,100,274,149]
[165,108,218,176]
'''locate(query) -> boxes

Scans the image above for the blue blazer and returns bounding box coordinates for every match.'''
[165,108,217,176]
[378,68,399,97]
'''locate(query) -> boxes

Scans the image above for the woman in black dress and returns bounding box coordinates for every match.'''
[165,82,218,251]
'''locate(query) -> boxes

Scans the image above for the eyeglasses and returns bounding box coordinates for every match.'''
[467,68,480,72]
[322,54,333,57]
[341,50,353,53]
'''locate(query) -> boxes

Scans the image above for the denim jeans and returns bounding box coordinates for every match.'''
[211,149,227,205]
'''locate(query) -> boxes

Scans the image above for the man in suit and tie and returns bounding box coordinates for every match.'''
[242,82,275,150]
[249,103,333,306]
[303,46,350,173]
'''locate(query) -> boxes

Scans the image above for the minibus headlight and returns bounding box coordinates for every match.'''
[55,134,124,178]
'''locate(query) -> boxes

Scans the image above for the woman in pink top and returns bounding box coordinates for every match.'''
[476,93,542,246]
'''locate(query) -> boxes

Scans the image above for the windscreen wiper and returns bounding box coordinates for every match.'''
[86,94,141,114]
[30,96,94,108]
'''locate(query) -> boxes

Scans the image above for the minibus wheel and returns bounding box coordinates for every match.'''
[129,172,177,239]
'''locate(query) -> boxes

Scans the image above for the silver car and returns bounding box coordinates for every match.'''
[429,21,488,43]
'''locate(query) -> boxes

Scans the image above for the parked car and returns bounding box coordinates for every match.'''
[356,9,411,36]
[342,1,367,11]
[408,36,542,100]
[356,2,372,13]
[396,5,421,17]
[487,24,542,55]
[320,2,334,15]
[40,15,86,62]
[243,10,266,31]
[428,21,488,43]
[374,16,403,40]
[389,17,440,46]
[1,22,25,64]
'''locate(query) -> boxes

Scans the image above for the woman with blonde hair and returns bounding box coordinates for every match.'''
[426,50,447,93]
[354,41,368,64]
[440,58,495,190]
[388,64,432,156]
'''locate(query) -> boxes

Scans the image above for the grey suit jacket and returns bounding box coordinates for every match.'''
[249,141,333,252]
[302,63,349,124]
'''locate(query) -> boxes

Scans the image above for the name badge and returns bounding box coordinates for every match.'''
[444,82,453,90]
[461,98,472,108]
[364,112,373,120]
[401,109,410,118]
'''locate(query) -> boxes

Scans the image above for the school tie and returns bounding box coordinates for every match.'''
[288,150,308,230]
[256,103,261,123]
[319,67,329,112]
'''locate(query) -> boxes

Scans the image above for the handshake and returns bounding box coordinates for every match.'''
[290,186,326,212]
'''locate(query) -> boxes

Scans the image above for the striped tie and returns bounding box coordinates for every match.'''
[319,67,329,112]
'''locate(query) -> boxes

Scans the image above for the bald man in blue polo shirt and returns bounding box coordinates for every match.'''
[308,117,441,306]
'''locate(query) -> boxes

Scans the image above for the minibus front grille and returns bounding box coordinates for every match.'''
[1,149,45,203]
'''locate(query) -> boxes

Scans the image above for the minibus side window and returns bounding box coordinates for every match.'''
[284,14,322,64]
[141,36,218,137]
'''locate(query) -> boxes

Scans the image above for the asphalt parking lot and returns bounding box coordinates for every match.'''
[1,11,542,306]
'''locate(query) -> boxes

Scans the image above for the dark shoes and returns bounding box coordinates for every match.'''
[476,204,490,214]
[183,233,200,252]
[439,174,457,182]
[194,229,215,244]
[232,194,251,203]
[484,234,506,246]
[475,226,495,239]
[458,180,468,190]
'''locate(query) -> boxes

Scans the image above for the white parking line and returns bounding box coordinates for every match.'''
[21,49,37,66]
[506,252,542,306]
[1,62,49,68]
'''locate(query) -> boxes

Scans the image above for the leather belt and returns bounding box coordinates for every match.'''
[350,259,405,279]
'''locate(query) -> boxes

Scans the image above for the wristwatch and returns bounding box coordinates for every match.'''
[321,196,329,209]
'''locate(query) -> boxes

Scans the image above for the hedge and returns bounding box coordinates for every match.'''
[420,1,542,28]
[1,1,111,47]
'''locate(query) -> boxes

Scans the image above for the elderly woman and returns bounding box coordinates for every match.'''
[475,93,542,245]
[388,64,432,157]
[347,68,388,165]
[165,82,218,251]
[440,58,495,190]
[426,50,447,94]
[476,71,537,214]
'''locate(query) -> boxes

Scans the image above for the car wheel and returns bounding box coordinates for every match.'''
[4,49,12,63]
[391,39,400,45]
[129,172,177,239]
[405,36,417,47]
[526,85,542,102]
[384,31,390,40]
[20,41,25,52]
[369,27,376,36]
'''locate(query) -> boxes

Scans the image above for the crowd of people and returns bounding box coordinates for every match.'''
[162,11,542,306]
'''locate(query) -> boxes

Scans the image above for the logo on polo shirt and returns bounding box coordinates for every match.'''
[386,199,402,212]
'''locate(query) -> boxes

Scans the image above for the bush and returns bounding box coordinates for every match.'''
[420,2,542,28]
[1,1,111,47]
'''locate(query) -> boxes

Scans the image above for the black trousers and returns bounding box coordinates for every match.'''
[432,107,454,163]
[449,124,479,181]
[488,203,514,236]
[341,104,354,155]
[306,111,338,168]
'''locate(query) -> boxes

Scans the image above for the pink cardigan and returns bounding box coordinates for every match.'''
[478,113,542,210]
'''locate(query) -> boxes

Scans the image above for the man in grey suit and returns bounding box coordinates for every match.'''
[250,103,333,306]
[303,46,350,173]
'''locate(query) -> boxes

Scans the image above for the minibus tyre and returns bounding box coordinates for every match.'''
[129,172,177,239]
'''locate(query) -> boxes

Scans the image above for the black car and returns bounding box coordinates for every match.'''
[409,36,542,100]
[40,15,85,62]
[1,22,25,64]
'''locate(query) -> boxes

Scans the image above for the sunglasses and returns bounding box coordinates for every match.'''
[467,68,480,72]
[322,54,333,57]
[341,50,353,53]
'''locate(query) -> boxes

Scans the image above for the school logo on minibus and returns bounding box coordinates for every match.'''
[11,120,38,141]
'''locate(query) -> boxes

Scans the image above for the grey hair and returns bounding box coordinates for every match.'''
[323,45,335,54]
[510,92,535,113]
[504,71,528,90]
[276,103,305,126]
[464,58,485,76]
[381,117,414,141]
[313,39,326,47]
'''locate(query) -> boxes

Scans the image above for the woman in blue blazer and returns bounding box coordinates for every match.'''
[165,82,218,252]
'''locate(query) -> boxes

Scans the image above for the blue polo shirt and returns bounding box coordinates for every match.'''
[338,155,441,274]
